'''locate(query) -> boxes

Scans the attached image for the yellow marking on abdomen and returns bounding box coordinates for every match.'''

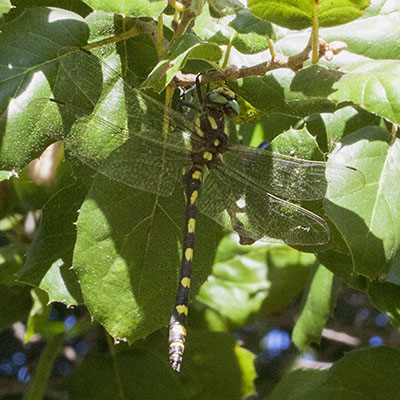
[181,277,191,288]
[213,139,220,147]
[176,304,188,315]
[203,151,213,161]
[188,218,196,233]
[208,116,218,129]
[185,248,193,261]
[190,190,198,204]
[195,118,204,137]
[192,170,201,180]
[171,324,187,336]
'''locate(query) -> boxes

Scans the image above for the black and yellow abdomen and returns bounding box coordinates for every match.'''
[168,86,239,372]
[168,165,202,372]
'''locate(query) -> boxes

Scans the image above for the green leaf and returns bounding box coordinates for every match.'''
[325,127,400,280]
[269,347,400,400]
[330,60,400,124]
[292,265,341,350]
[194,3,237,46]
[321,11,400,60]
[69,329,255,400]
[268,369,327,400]
[317,347,400,399]
[208,0,245,17]
[17,162,87,305]
[0,170,12,181]
[270,126,325,160]
[368,281,400,330]
[7,1,93,18]
[233,71,337,118]
[83,0,167,17]
[0,0,11,15]
[194,5,273,53]
[235,344,257,398]
[183,330,256,399]
[73,174,222,342]
[0,7,89,168]
[25,288,64,342]
[304,106,380,152]
[68,350,188,400]
[0,243,25,285]
[248,0,370,30]
[142,34,223,92]
[11,147,67,211]
[291,66,344,98]
[230,9,273,54]
[198,237,315,327]
[363,0,400,17]
[253,114,300,144]
[0,285,32,329]
[0,213,23,231]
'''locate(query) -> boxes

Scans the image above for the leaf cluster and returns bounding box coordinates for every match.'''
[0,0,399,399]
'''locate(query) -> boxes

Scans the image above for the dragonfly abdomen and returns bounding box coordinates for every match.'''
[169,165,203,372]
[169,87,239,372]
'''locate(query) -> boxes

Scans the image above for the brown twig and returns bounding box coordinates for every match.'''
[172,37,345,88]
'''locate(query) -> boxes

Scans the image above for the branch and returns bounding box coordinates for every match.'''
[173,38,347,87]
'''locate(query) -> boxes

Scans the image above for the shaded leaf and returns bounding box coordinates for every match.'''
[142,34,222,92]
[325,126,400,280]
[198,237,315,327]
[233,71,337,118]
[194,5,272,53]
[368,281,400,330]
[194,3,237,46]
[17,161,87,305]
[292,265,341,350]
[0,285,32,329]
[25,288,64,342]
[269,347,400,400]
[0,243,25,285]
[183,330,256,399]
[268,369,327,400]
[73,173,221,342]
[69,328,255,400]
[68,350,188,400]
[208,0,245,17]
[304,106,380,153]
[230,9,273,53]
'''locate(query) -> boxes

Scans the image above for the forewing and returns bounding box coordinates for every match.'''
[25,98,190,196]
[54,46,204,148]
[23,46,204,196]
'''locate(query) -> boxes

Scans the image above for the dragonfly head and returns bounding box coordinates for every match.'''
[204,87,240,117]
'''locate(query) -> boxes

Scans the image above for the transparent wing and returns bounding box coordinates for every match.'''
[52,46,207,149]
[23,46,211,197]
[198,167,330,246]
[25,98,190,197]
[225,144,365,201]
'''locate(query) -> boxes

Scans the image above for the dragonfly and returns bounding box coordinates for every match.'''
[24,47,364,371]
